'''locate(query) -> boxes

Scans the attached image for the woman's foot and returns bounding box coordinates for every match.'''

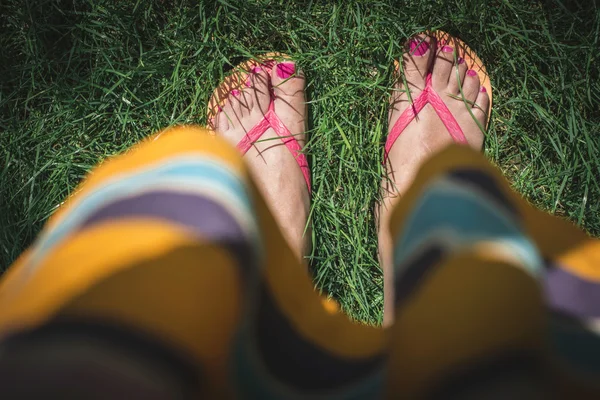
[214,62,310,259]
[378,34,491,326]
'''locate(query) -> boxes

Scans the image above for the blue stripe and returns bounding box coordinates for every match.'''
[28,157,254,270]
[394,178,542,277]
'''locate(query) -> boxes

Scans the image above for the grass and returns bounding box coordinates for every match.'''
[1,0,599,324]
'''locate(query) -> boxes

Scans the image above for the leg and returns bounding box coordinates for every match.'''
[0,125,385,397]
[213,60,311,258]
[210,59,387,397]
[379,33,490,325]
[0,127,259,396]
[384,143,600,397]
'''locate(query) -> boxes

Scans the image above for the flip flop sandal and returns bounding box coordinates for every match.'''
[385,31,493,161]
[207,54,311,193]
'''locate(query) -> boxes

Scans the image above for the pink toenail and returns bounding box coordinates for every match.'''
[231,89,240,96]
[442,45,454,53]
[251,66,263,74]
[245,78,252,87]
[480,86,487,93]
[467,69,477,77]
[409,38,429,56]
[217,105,223,112]
[276,62,295,79]
[457,57,465,64]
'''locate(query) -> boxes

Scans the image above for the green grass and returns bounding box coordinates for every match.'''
[1,0,599,324]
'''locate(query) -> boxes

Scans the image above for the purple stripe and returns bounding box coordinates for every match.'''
[544,262,600,318]
[78,191,257,275]
[81,191,246,240]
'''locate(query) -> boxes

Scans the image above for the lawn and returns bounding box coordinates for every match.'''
[1,0,599,324]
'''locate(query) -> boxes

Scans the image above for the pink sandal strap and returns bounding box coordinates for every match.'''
[236,99,311,193]
[384,74,468,161]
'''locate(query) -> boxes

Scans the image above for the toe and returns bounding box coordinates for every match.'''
[390,35,433,123]
[462,68,481,103]
[271,60,307,128]
[215,106,229,131]
[231,90,251,119]
[271,61,305,99]
[221,97,238,129]
[229,88,247,120]
[241,85,254,111]
[473,86,490,124]
[447,56,468,94]
[400,34,434,93]
[431,44,455,91]
[249,66,271,116]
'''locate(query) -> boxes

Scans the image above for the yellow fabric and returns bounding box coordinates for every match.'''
[1,126,599,397]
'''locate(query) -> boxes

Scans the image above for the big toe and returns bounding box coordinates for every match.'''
[270,60,307,139]
[271,61,306,99]
[400,34,434,92]
[390,35,433,122]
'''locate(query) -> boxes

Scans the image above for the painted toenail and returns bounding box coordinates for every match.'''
[217,105,223,112]
[467,69,477,77]
[276,62,296,79]
[442,45,454,53]
[457,57,465,64]
[245,78,252,87]
[251,66,263,74]
[480,86,487,93]
[231,89,240,96]
[409,38,429,56]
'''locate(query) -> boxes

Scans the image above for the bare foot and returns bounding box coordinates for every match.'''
[214,61,310,259]
[378,35,491,326]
